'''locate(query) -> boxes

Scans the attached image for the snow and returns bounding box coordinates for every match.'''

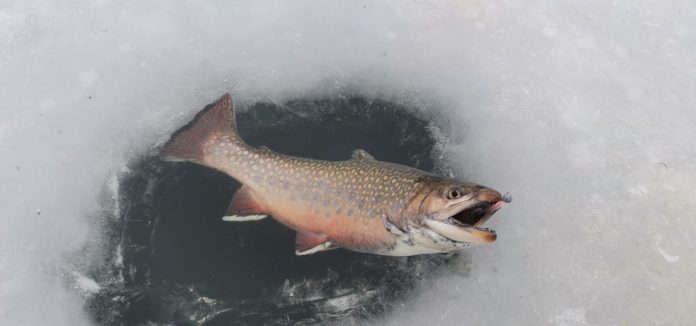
[1,1,695,325]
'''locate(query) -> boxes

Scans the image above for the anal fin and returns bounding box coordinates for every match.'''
[222,185,269,222]
[295,231,337,255]
[222,214,268,222]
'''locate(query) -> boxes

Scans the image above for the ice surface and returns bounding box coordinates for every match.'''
[1,1,696,325]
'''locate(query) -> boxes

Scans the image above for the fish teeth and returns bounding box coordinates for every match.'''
[445,217,469,227]
[474,227,496,234]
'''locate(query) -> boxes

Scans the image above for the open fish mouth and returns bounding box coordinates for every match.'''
[450,200,504,234]
[424,200,505,244]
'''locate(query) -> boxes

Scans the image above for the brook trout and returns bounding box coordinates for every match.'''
[161,94,508,256]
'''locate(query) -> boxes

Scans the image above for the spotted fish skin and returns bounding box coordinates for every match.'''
[161,94,505,256]
[211,140,432,252]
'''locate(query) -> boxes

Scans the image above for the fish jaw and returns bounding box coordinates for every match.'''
[373,200,505,256]
[423,218,497,244]
[423,198,504,244]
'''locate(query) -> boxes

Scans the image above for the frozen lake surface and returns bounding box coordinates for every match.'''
[1,1,695,325]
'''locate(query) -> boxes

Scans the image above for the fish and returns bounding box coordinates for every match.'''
[160,93,509,256]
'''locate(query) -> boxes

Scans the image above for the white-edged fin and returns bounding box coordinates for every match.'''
[383,214,407,236]
[222,214,268,222]
[295,231,336,255]
[295,242,337,255]
[224,185,269,220]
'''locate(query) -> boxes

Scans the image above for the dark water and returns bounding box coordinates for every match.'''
[86,96,466,325]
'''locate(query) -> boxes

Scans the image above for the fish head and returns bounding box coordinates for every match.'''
[411,180,507,247]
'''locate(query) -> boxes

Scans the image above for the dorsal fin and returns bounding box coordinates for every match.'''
[258,145,273,152]
[351,149,375,161]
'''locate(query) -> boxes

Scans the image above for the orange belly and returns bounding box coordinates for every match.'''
[264,195,394,251]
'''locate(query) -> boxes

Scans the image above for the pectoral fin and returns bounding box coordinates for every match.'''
[295,231,336,255]
[383,214,414,246]
[222,185,269,222]
[382,213,407,236]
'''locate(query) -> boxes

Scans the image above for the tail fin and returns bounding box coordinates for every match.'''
[160,93,237,163]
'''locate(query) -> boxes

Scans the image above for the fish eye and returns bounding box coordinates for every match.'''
[448,189,462,199]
